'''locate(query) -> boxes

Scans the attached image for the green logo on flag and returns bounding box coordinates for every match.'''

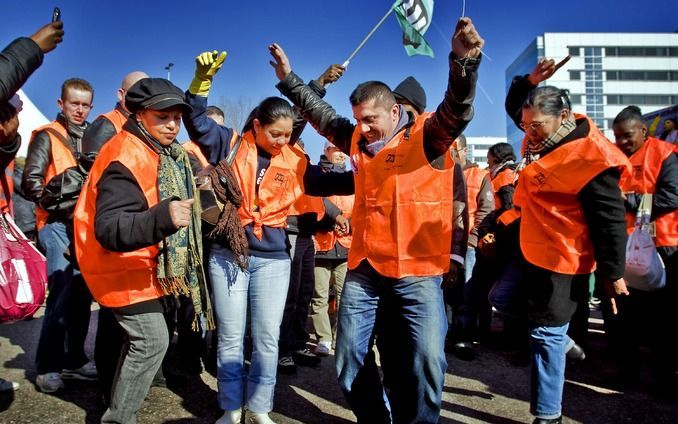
[393,0,434,58]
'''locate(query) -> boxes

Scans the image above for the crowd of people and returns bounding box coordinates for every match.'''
[0,13,676,424]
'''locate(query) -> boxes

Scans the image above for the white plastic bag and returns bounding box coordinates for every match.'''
[624,194,666,291]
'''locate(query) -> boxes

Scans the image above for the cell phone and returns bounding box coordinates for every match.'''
[52,7,61,22]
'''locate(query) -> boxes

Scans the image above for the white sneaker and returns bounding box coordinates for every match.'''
[62,361,98,380]
[245,411,276,424]
[314,341,331,357]
[36,372,64,393]
[216,409,242,424]
[0,378,19,391]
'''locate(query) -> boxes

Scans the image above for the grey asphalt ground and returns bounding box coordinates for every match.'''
[1,305,676,423]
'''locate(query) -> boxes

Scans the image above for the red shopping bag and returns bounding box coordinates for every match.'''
[0,212,47,322]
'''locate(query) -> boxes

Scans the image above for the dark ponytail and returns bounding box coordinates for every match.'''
[242,96,294,133]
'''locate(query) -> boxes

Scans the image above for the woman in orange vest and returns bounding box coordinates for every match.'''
[74,78,213,423]
[504,58,631,424]
[184,51,351,424]
[612,105,678,395]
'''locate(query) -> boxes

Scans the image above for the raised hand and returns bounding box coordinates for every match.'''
[30,21,64,53]
[527,56,571,86]
[317,64,345,87]
[268,43,292,81]
[195,50,227,79]
[452,17,484,59]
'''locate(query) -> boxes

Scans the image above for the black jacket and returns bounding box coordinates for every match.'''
[506,75,628,280]
[314,155,353,260]
[0,37,43,103]
[22,113,88,222]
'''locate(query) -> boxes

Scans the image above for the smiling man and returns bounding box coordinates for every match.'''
[270,17,483,424]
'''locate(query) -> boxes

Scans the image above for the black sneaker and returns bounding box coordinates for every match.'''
[451,342,476,361]
[293,348,321,367]
[277,356,297,375]
[566,343,586,361]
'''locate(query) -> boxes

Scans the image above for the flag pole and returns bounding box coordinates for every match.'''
[342,4,398,68]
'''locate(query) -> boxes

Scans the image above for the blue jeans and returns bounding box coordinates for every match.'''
[451,247,477,340]
[488,257,526,320]
[336,260,447,424]
[530,323,570,419]
[35,221,92,374]
[209,245,291,413]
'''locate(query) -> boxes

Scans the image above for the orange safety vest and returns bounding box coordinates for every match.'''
[463,166,488,236]
[514,115,631,274]
[73,130,165,308]
[348,113,455,278]
[620,136,678,247]
[31,122,78,230]
[232,131,307,239]
[182,140,210,169]
[101,108,127,134]
[0,162,14,214]
[491,166,517,211]
[314,194,354,251]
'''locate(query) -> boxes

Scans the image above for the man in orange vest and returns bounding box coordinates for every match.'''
[22,78,97,393]
[450,134,494,360]
[612,105,677,396]
[79,71,150,405]
[270,17,484,423]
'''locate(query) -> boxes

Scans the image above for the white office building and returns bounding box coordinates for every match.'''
[505,33,678,152]
[465,136,507,169]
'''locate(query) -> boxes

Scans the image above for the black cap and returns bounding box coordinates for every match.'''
[393,76,426,114]
[125,78,192,114]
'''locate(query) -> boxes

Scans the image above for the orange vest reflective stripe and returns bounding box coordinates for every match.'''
[182,140,210,169]
[73,130,164,308]
[514,115,631,274]
[491,167,517,210]
[0,161,15,214]
[31,122,78,230]
[101,109,127,134]
[314,194,354,251]
[463,166,487,236]
[348,113,454,278]
[233,131,307,239]
[620,137,678,247]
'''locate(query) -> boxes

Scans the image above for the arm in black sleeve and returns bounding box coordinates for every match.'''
[0,37,43,103]
[289,79,328,145]
[579,167,627,281]
[276,71,355,155]
[316,198,341,232]
[303,164,355,197]
[0,135,20,169]
[182,92,235,165]
[81,116,117,154]
[505,74,535,130]
[21,131,51,201]
[652,152,678,219]
[423,54,481,160]
[451,163,468,261]
[94,162,178,252]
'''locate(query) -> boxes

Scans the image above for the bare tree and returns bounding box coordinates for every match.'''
[216,95,255,133]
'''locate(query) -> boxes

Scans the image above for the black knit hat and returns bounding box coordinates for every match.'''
[393,76,426,114]
[125,78,192,114]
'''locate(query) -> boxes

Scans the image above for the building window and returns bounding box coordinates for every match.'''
[605,70,676,81]
[607,94,675,105]
[568,47,580,56]
[605,46,676,57]
[570,94,582,104]
[569,71,581,80]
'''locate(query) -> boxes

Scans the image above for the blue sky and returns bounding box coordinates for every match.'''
[3,0,676,161]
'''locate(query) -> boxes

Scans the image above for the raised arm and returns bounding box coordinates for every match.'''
[424,18,484,159]
[270,43,355,155]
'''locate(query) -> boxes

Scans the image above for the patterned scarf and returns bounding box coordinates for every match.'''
[520,115,576,168]
[137,122,215,331]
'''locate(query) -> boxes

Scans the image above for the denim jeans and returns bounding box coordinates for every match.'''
[488,257,526,321]
[35,221,93,374]
[279,233,315,355]
[209,245,291,413]
[335,260,447,424]
[102,311,169,424]
[451,247,477,341]
[530,323,570,420]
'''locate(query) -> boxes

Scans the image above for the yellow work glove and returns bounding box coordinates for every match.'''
[188,50,227,96]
